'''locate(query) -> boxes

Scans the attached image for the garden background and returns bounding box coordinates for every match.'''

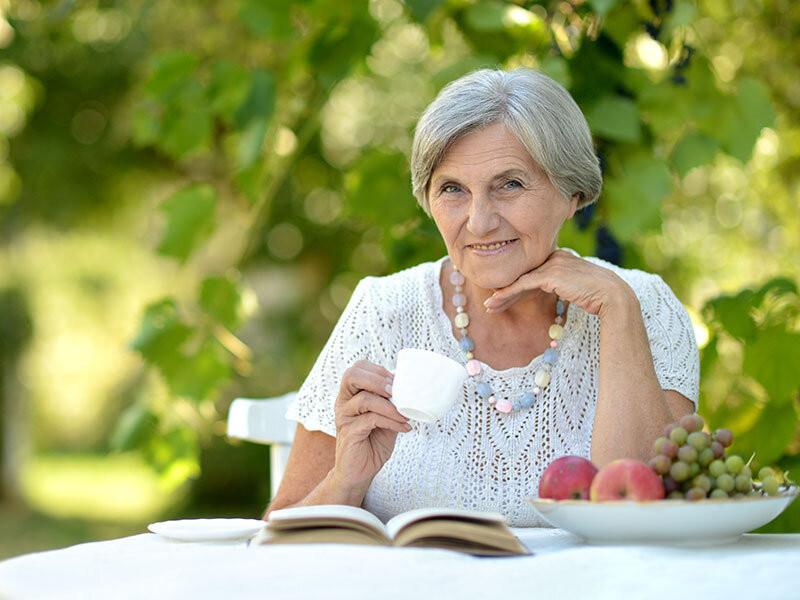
[1,0,799,559]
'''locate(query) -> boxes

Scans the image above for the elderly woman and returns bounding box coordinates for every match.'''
[264,68,699,526]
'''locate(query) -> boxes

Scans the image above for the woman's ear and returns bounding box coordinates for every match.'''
[567,192,582,219]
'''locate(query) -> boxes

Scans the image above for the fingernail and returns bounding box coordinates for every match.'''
[385,383,393,394]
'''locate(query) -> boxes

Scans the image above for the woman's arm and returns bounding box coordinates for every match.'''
[262,425,368,520]
[591,285,694,467]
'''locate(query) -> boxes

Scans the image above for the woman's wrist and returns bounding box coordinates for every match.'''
[326,468,371,506]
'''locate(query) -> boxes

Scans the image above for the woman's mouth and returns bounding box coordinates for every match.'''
[467,238,519,255]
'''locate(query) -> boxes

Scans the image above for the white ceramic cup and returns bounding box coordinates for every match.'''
[390,348,467,422]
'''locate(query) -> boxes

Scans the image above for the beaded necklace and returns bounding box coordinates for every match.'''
[448,263,566,414]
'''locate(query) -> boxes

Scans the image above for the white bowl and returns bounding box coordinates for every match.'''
[527,486,798,546]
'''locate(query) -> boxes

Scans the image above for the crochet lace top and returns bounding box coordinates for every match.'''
[285,253,700,526]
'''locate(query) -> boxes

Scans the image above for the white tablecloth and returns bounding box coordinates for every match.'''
[2,528,799,600]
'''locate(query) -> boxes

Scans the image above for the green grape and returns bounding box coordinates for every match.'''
[735,474,752,493]
[740,465,751,479]
[725,455,744,475]
[670,461,691,482]
[653,436,670,455]
[677,445,698,463]
[667,490,685,500]
[692,474,712,493]
[710,488,729,499]
[649,455,672,475]
[758,467,775,481]
[763,476,780,496]
[686,431,709,451]
[716,473,735,492]
[679,413,704,433]
[714,428,733,448]
[669,426,688,445]
[709,459,727,478]
[689,462,700,477]
[699,447,715,467]
[685,487,706,501]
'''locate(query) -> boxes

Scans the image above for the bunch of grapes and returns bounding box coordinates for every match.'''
[648,414,789,500]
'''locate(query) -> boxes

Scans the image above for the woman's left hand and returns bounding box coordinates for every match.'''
[482,248,636,319]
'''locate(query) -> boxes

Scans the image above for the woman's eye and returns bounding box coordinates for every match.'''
[441,184,460,194]
[503,179,522,190]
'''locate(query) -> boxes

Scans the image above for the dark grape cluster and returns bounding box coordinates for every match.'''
[648,414,789,500]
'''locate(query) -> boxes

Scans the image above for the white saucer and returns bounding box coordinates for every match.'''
[147,518,266,542]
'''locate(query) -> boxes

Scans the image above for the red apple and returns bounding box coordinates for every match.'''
[539,456,599,500]
[589,459,665,501]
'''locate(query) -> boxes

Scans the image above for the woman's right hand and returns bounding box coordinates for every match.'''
[332,359,411,492]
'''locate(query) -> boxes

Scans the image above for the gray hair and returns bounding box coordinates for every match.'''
[410,68,602,215]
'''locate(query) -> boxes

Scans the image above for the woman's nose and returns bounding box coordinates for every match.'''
[466,197,500,237]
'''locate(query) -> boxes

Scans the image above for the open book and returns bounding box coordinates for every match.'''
[250,504,531,557]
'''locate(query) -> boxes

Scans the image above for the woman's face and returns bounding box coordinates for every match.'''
[428,122,578,291]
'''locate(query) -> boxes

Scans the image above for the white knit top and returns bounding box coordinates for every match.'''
[285,253,700,526]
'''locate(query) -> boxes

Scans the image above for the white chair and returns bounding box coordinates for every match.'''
[226,392,297,500]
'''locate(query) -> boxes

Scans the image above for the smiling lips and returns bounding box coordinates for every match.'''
[468,238,518,250]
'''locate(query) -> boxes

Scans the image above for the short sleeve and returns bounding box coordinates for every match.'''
[639,275,700,408]
[285,277,378,437]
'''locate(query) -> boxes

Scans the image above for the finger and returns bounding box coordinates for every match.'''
[344,390,408,424]
[338,363,394,404]
[485,271,544,307]
[351,412,412,436]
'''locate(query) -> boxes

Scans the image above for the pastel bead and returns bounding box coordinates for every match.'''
[488,395,496,405]
[466,359,482,376]
[543,348,558,364]
[465,351,474,359]
[450,271,465,286]
[477,382,494,398]
[460,328,468,336]
[555,316,563,325]
[533,386,541,394]
[549,340,558,348]
[452,293,466,307]
[459,335,475,352]
[511,399,521,411]
[534,368,551,388]
[455,312,470,328]
[519,392,535,409]
[495,399,513,413]
[548,324,564,340]
[556,299,565,316]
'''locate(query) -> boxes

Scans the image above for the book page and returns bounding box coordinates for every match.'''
[385,507,506,540]
[268,504,388,536]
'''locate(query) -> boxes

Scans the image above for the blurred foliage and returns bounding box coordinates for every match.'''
[0,0,798,537]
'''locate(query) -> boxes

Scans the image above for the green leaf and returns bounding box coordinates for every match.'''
[670,131,719,177]
[144,51,198,99]
[540,56,572,90]
[586,95,641,142]
[199,275,242,330]
[130,298,192,368]
[234,70,276,130]
[163,337,230,402]
[157,184,217,262]
[160,105,212,158]
[716,77,776,163]
[588,0,621,17]
[143,424,200,490]
[239,0,294,39]
[464,1,506,32]
[604,152,672,241]
[110,403,159,452]
[309,14,380,91]
[405,0,445,22]
[344,150,421,226]
[743,327,800,405]
[207,61,251,125]
[730,401,798,469]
